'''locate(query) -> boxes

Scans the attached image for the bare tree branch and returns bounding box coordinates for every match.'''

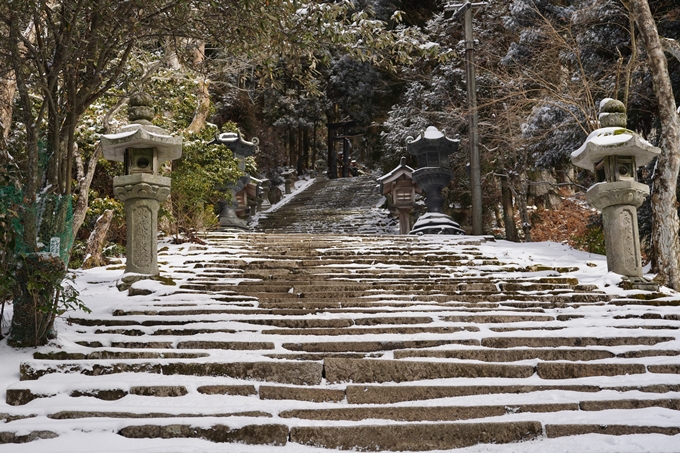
[661,37,680,63]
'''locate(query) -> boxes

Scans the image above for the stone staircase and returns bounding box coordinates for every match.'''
[254,175,398,234]
[3,232,680,450]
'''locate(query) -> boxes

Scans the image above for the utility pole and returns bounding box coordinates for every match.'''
[446,1,486,235]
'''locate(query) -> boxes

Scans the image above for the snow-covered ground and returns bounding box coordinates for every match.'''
[2,179,680,452]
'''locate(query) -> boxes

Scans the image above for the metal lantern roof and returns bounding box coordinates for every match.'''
[407,126,459,169]
[212,132,258,158]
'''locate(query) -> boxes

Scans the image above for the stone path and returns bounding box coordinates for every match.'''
[254,175,397,234]
[3,232,680,450]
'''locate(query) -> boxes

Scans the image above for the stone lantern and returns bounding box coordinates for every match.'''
[571,98,660,289]
[281,170,293,194]
[378,157,422,234]
[101,93,182,276]
[407,126,464,235]
[212,132,258,229]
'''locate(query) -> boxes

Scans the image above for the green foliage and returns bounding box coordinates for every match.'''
[84,195,125,243]
[72,238,126,269]
[8,254,89,347]
[86,196,124,223]
[245,156,258,176]
[146,70,208,131]
[572,215,606,256]
[0,165,20,339]
[76,90,128,158]
[68,241,87,270]
[169,123,244,236]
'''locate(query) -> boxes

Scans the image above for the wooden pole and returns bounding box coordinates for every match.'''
[446,1,487,235]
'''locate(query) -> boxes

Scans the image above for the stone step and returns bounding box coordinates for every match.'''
[117,423,288,445]
[15,379,680,408]
[7,218,680,452]
[45,409,272,420]
[443,314,555,323]
[92,327,239,336]
[481,336,674,348]
[278,398,680,421]
[235,282,501,292]
[19,360,323,384]
[239,316,434,328]
[32,351,209,360]
[324,358,535,383]
[252,293,606,305]
[260,326,479,336]
[223,258,507,268]
[7,385,192,406]
[344,383,680,404]
[110,306,544,318]
[289,421,542,451]
[393,348,616,361]
[546,424,680,438]
[280,404,573,421]
[281,339,481,353]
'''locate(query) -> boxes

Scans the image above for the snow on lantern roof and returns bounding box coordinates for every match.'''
[101,123,183,163]
[378,157,421,196]
[378,157,415,183]
[406,126,459,169]
[571,98,660,171]
[407,126,458,153]
[212,132,258,157]
[571,127,660,170]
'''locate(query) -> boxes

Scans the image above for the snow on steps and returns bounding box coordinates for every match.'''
[253,176,397,234]
[3,232,680,451]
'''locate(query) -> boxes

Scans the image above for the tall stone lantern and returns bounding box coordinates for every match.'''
[407,126,465,235]
[101,93,182,275]
[212,132,258,229]
[571,98,659,289]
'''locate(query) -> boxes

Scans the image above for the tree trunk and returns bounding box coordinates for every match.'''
[623,9,637,108]
[187,42,209,134]
[187,78,210,134]
[0,75,15,151]
[8,254,65,347]
[70,142,103,248]
[82,209,114,269]
[501,176,519,242]
[303,128,310,172]
[661,37,680,63]
[1,21,37,156]
[630,0,680,289]
[513,172,532,242]
[311,121,318,165]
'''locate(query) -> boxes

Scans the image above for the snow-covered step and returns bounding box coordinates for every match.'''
[4,232,680,451]
[343,383,680,404]
[19,360,323,384]
[287,421,543,450]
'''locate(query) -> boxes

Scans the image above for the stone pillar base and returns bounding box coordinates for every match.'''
[113,174,170,276]
[586,181,649,279]
[218,202,248,230]
[620,276,660,292]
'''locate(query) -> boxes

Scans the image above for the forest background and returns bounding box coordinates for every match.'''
[0,0,679,346]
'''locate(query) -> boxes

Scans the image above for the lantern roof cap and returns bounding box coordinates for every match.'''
[571,127,660,170]
[407,126,459,158]
[378,157,415,183]
[101,123,182,163]
[379,156,421,195]
[212,131,258,157]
